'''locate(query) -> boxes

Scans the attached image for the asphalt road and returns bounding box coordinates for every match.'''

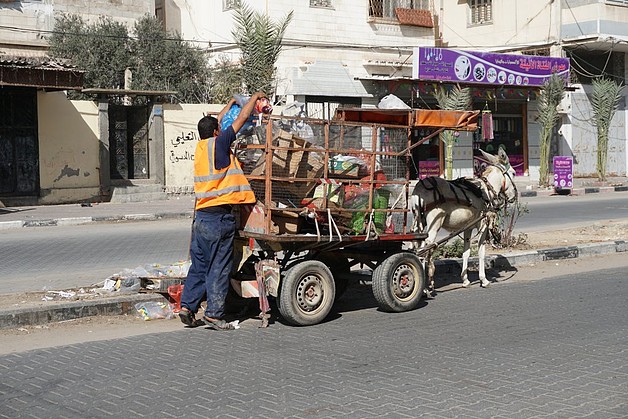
[1,260,626,418]
[0,193,626,294]
[516,193,628,232]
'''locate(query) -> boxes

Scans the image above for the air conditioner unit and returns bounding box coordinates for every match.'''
[556,94,571,114]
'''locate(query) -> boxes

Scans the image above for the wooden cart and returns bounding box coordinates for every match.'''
[231,108,479,326]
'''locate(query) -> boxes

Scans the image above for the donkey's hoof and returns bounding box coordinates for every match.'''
[461,280,471,288]
[480,280,490,288]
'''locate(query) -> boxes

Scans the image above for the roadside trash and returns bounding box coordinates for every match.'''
[167,284,184,313]
[134,301,175,321]
[41,290,79,301]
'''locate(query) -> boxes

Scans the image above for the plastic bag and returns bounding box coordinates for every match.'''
[135,301,175,321]
[377,94,410,110]
[220,104,256,135]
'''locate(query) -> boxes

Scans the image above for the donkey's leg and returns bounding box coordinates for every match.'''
[478,225,491,287]
[461,229,472,287]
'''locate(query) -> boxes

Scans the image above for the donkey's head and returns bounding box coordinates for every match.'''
[479,148,517,204]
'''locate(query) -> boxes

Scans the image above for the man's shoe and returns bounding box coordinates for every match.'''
[178,307,196,327]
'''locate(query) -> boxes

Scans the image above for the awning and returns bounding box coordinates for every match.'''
[0,56,84,90]
[289,61,371,98]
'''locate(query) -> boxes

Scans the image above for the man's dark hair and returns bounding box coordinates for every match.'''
[198,116,219,139]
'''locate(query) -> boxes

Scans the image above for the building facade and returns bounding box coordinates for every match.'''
[160,0,436,115]
[437,0,628,179]
[0,0,155,205]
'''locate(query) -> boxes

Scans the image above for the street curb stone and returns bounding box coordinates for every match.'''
[0,293,168,329]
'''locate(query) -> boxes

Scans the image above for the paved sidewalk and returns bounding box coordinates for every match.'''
[0,195,196,230]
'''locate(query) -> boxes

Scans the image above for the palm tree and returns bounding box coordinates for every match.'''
[591,77,623,181]
[537,74,565,188]
[434,84,472,180]
[231,0,293,96]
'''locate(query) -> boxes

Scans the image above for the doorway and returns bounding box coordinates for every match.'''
[108,104,149,180]
[0,87,39,196]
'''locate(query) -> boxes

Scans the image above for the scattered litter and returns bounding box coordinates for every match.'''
[135,301,175,321]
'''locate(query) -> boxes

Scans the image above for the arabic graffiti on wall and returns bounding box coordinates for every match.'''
[169,131,198,164]
[412,47,570,87]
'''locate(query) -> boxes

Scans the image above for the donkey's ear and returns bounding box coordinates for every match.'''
[479,148,499,164]
[497,147,509,164]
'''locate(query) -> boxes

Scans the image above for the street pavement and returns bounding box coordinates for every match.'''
[0,177,627,330]
[0,265,626,418]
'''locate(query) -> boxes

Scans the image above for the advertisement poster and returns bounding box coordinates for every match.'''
[412,47,570,87]
[553,156,573,189]
[418,160,440,179]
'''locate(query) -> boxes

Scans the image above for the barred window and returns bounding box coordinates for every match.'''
[369,0,430,20]
[469,0,492,25]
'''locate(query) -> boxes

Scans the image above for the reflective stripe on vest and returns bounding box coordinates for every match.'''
[194,137,255,210]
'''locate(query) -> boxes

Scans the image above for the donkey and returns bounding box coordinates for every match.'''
[410,148,518,291]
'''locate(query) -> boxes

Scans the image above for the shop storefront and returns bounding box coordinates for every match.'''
[363,47,570,179]
[410,47,569,179]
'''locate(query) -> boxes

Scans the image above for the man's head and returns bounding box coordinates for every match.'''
[198,115,219,139]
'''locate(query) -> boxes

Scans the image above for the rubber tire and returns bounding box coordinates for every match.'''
[278,260,336,326]
[372,252,425,313]
[317,253,350,301]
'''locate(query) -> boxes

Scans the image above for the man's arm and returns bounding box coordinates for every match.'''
[230,92,266,134]
[217,98,236,126]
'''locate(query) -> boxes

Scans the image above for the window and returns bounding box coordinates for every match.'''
[223,0,236,11]
[310,0,332,7]
[469,0,492,25]
[369,0,430,20]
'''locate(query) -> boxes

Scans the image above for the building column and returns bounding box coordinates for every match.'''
[149,103,165,185]
[97,98,111,197]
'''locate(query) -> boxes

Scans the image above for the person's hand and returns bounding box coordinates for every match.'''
[252,91,266,100]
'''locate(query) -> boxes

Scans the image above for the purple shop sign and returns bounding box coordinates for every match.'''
[553,156,573,189]
[412,47,570,87]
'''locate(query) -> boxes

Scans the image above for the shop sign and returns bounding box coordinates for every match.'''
[553,156,573,189]
[418,160,440,179]
[412,48,570,87]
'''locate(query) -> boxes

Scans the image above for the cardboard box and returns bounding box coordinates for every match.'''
[249,130,324,200]
[238,201,302,234]
[329,156,360,177]
[312,182,344,205]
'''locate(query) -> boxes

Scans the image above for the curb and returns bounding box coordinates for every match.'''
[0,211,194,231]
[519,185,627,198]
[1,240,625,329]
[435,240,627,276]
[0,293,168,329]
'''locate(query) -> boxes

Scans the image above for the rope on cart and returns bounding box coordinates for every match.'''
[327,208,342,242]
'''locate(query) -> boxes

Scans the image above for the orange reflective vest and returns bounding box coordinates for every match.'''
[194,137,255,210]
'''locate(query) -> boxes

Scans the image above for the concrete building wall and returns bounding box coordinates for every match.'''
[570,85,627,178]
[162,103,224,193]
[163,0,434,99]
[439,0,558,49]
[0,0,154,54]
[37,95,100,203]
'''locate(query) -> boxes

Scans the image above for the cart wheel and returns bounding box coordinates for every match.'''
[317,253,350,301]
[372,252,425,312]
[278,260,335,326]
